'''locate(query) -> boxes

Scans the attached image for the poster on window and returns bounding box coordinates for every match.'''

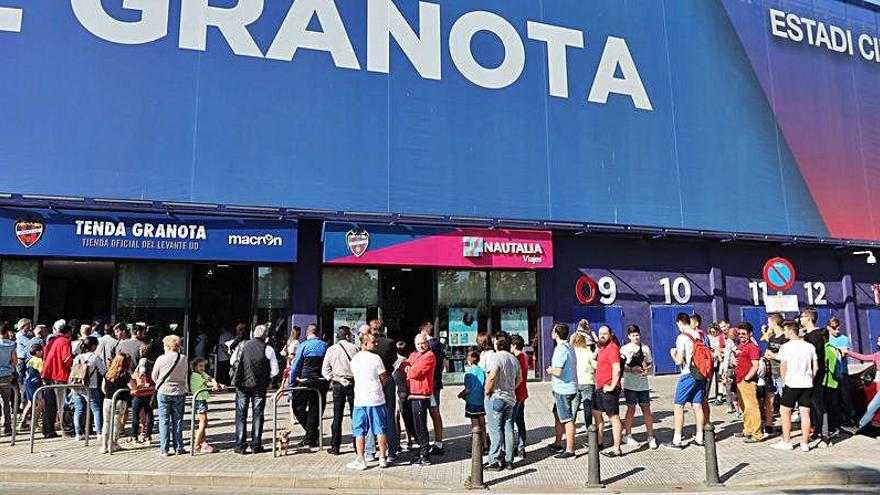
[448,307,479,347]
[333,307,366,340]
[500,307,529,341]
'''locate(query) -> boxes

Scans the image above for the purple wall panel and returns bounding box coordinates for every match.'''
[546,234,715,365]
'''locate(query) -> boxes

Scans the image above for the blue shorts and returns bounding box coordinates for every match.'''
[194,400,208,414]
[624,389,650,405]
[674,374,706,405]
[430,389,441,408]
[552,392,577,424]
[465,403,485,418]
[352,406,387,438]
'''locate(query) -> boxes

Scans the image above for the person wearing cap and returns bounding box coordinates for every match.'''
[41,319,74,438]
[322,326,359,455]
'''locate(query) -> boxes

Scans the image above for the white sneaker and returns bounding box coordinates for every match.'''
[75,435,84,441]
[99,447,108,454]
[346,458,368,471]
[800,443,810,452]
[379,456,388,469]
[648,438,658,450]
[624,435,639,447]
[771,440,793,451]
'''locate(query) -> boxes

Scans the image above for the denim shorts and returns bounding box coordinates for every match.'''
[624,389,650,405]
[552,392,577,424]
[352,405,388,437]
[674,374,706,405]
[194,400,208,414]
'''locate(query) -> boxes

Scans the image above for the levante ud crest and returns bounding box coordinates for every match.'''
[15,220,44,248]
[346,230,370,257]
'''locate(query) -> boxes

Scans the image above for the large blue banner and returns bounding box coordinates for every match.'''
[0,1,878,240]
[0,208,298,262]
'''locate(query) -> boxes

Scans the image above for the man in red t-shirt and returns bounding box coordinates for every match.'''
[594,325,623,456]
[727,322,764,442]
[510,335,529,459]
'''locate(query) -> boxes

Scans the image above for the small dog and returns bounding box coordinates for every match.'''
[276,429,291,456]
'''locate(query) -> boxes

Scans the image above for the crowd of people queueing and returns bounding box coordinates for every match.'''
[1,308,879,472]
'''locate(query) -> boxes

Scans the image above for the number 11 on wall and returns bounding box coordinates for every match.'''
[749,281,768,306]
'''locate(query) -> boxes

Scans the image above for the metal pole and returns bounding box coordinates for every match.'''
[190,388,204,456]
[272,388,283,458]
[586,424,604,488]
[11,386,19,446]
[316,387,323,450]
[29,384,47,454]
[83,388,91,448]
[28,384,86,453]
[703,423,722,486]
[465,425,484,489]
[107,388,127,456]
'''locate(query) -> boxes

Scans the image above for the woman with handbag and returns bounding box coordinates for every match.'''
[131,344,156,444]
[100,352,133,454]
[151,335,188,456]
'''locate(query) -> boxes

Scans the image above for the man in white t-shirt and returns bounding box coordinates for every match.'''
[664,313,706,450]
[347,332,390,471]
[771,320,818,452]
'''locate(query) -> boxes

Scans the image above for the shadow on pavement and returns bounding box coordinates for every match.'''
[719,462,749,483]
[603,467,645,484]
[486,467,536,486]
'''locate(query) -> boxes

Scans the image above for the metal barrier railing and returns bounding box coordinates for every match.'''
[272,386,324,457]
[29,384,90,454]
[106,388,131,456]
[188,386,234,456]
[0,382,19,446]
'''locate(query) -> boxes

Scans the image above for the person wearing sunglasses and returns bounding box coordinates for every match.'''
[729,323,764,443]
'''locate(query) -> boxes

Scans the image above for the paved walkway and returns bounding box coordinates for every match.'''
[1,376,878,492]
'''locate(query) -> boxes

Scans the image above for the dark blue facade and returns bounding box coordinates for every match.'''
[539,233,880,373]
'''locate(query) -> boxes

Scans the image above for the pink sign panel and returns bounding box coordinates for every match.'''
[325,226,553,269]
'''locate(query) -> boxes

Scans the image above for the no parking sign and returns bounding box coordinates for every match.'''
[762,257,796,292]
[762,257,799,313]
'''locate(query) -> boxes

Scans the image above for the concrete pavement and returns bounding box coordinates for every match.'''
[0,376,878,492]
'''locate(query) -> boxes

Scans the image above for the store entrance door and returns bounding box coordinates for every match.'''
[190,264,253,358]
[380,268,434,343]
[38,260,113,326]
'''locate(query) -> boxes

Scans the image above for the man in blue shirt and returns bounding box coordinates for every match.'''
[289,324,329,448]
[13,318,33,405]
[546,323,577,459]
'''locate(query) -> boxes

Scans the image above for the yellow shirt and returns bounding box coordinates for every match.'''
[27,356,43,372]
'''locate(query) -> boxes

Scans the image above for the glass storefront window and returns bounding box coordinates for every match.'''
[0,259,38,323]
[116,262,187,344]
[257,265,292,351]
[321,267,380,341]
[490,271,539,379]
[438,270,488,383]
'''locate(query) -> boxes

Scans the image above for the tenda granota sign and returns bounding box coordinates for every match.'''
[0,208,298,263]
